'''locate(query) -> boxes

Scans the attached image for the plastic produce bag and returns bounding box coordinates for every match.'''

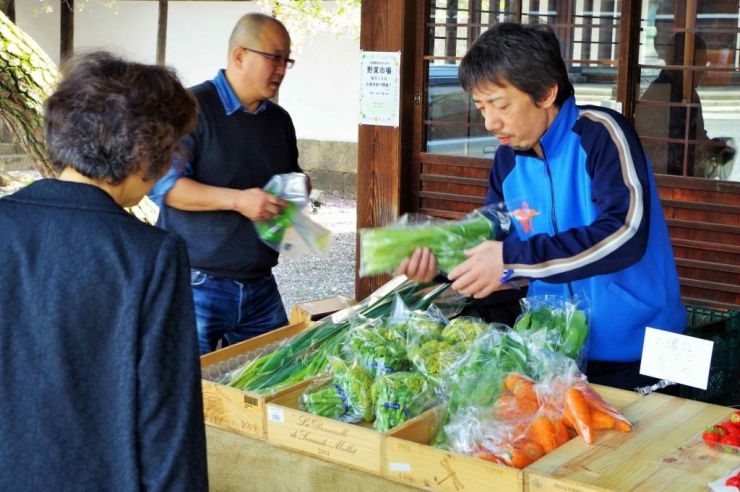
[254,172,332,259]
[371,371,439,432]
[513,295,590,365]
[359,202,512,277]
[299,357,375,423]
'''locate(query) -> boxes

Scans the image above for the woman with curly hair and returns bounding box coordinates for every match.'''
[0,51,208,491]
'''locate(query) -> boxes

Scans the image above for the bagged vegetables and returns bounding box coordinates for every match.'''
[513,295,589,362]
[254,172,332,258]
[371,371,438,432]
[359,203,511,277]
[299,358,374,423]
[211,277,453,394]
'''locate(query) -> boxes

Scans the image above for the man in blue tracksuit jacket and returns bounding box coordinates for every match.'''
[399,22,686,391]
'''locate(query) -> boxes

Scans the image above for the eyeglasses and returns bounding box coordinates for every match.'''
[241,47,295,69]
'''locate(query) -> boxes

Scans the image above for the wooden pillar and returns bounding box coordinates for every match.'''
[156,0,168,66]
[60,0,74,64]
[355,0,418,301]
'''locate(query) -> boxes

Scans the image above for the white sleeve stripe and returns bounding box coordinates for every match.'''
[510,109,644,279]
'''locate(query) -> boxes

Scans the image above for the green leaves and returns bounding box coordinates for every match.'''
[360,213,495,276]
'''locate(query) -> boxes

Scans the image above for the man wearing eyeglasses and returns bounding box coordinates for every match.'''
[150,12,307,355]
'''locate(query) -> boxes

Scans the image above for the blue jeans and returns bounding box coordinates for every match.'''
[190,270,289,355]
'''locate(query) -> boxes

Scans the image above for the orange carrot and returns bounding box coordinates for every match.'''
[519,440,545,462]
[564,387,593,444]
[493,395,539,420]
[590,409,616,430]
[551,417,571,446]
[614,417,633,433]
[474,451,506,465]
[527,415,559,454]
[574,380,633,433]
[561,408,575,430]
[505,440,543,469]
[504,372,538,404]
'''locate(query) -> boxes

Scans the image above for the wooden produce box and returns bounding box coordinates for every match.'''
[200,321,314,440]
[383,385,640,492]
[289,296,357,324]
[266,384,426,475]
[525,392,740,491]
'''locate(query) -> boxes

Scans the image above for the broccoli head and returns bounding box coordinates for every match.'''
[408,339,462,378]
[441,317,490,347]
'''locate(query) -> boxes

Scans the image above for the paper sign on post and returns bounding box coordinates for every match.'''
[358,51,401,127]
[639,327,714,389]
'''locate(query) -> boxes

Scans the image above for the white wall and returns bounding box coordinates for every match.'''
[14,1,360,143]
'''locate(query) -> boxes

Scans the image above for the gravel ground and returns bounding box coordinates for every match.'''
[0,170,357,317]
[273,193,357,317]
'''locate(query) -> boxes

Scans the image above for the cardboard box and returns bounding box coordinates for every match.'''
[200,321,314,440]
[383,385,640,492]
[289,296,357,324]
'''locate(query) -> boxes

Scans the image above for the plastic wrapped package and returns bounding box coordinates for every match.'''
[359,202,512,277]
[371,371,439,432]
[513,294,590,364]
[254,172,332,259]
[299,357,375,423]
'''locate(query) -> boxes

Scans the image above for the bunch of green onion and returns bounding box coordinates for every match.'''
[220,277,452,394]
[359,213,495,277]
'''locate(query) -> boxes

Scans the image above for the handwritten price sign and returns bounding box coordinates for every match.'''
[640,327,714,389]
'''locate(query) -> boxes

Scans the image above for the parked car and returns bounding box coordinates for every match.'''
[425,64,499,158]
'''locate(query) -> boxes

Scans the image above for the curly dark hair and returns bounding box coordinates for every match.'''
[459,22,575,108]
[44,51,197,185]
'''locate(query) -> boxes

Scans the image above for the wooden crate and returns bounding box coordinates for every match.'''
[383,385,640,492]
[200,321,313,440]
[266,384,393,475]
[289,296,357,324]
[524,393,740,491]
[386,407,524,491]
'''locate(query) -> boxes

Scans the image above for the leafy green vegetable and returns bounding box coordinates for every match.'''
[407,339,463,379]
[431,329,531,448]
[513,303,588,359]
[441,317,491,347]
[348,321,410,377]
[360,213,495,276]
[299,358,375,422]
[371,371,438,432]
[219,279,452,394]
[254,201,298,245]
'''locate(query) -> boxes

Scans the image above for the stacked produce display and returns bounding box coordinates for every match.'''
[209,276,636,471]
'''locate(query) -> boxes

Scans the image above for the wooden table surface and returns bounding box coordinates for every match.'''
[525,392,740,491]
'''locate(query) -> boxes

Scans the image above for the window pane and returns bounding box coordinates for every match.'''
[635,0,739,180]
[424,1,622,158]
[425,1,514,158]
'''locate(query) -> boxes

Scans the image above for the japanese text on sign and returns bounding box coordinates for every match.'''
[639,327,714,389]
[359,51,401,127]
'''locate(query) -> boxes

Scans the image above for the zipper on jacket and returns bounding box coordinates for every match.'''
[543,151,575,298]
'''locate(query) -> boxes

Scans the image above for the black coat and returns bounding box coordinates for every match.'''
[0,179,208,491]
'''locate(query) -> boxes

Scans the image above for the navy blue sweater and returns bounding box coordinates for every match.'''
[156,81,302,279]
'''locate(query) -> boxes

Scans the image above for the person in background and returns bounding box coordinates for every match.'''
[636,32,734,177]
[149,12,309,355]
[0,51,208,491]
[398,22,686,393]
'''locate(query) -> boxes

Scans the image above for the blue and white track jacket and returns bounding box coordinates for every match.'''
[486,96,686,362]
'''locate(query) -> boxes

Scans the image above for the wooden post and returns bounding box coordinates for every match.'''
[156,0,168,66]
[60,0,74,64]
[355,0,418,301]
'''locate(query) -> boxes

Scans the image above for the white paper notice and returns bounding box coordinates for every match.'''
[639,327,714,389]
[359,51,401,127]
